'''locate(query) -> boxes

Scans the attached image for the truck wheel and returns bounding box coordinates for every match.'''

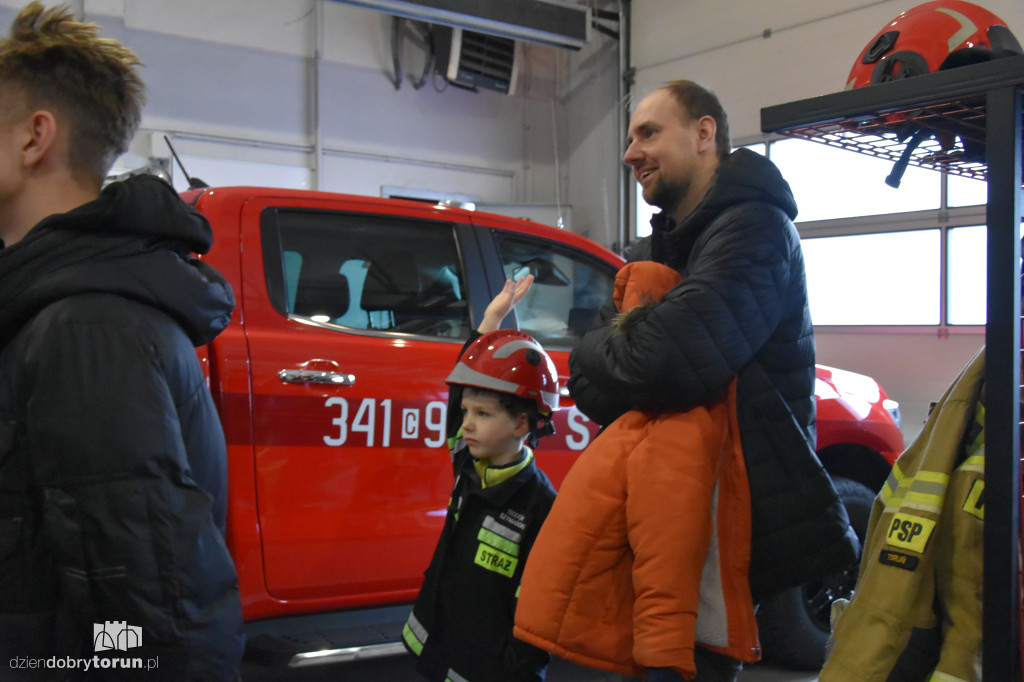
[755,476,875,670]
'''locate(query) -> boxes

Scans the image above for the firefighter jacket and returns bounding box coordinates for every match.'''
[820,347,986,682]
[403,441,557,682]
[514,262,760,679]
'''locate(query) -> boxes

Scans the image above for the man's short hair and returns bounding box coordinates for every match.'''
[0,2,145,185]
[663,79,732,160]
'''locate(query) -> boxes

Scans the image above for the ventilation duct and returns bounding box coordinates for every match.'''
[433,25,519,94]
[330,0,590,50]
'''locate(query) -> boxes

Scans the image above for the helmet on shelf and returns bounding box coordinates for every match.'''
[446,329,559,416]
[847,0,1022,90]
[845,0,1022,187]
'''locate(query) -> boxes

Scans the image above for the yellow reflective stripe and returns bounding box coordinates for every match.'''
[959,453,984,474]
[478,527,520,557]
[929,670,970,682]
[403,614,428,656]
[882,463,949,515]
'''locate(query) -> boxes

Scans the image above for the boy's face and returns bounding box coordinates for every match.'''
[459,390,529,467]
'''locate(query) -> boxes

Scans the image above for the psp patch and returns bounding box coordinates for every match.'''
[885,513,935,554]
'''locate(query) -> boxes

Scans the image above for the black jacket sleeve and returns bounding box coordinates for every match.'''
[569,204,796,425]
[21,296,244,681]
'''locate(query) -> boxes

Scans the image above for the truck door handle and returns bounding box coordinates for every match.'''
[279,359,356,386]
[278,369,356,385]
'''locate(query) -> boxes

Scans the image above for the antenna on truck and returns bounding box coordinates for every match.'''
[164,135,209,190]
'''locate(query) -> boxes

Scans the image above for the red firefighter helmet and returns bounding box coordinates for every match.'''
[446,329,559,415]
[845,1,1022,187]
[847,0,1022,90]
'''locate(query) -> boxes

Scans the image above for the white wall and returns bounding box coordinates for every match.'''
[0,0,622,244]
[630,0,1024,143]
[816,329,984,444]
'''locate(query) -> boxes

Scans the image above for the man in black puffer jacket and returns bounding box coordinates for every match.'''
[0,4,243,680]
[568,80,857,682]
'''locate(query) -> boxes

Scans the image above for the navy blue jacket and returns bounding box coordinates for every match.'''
[0,176,243,680]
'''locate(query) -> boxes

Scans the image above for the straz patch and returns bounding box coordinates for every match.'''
[885,513,936,553]
[473,516,522,578]
[879,549,920,571]
[474,544,518,578]
[963,480,984,520]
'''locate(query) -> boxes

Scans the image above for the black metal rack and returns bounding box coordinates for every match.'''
[762,54,1023,679]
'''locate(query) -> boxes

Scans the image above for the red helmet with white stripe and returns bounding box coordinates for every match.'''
[446,329,559,415]
[845,1,1022,187]
[847,0,1021,90]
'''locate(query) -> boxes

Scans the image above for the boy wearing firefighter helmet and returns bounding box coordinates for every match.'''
[403,275,559,682]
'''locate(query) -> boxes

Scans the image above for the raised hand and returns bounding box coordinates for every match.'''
[478,274,534,333]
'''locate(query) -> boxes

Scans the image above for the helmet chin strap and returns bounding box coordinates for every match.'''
[885,126,933,188]
[527,418,556,449]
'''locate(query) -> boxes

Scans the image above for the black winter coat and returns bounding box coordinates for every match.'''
[0,176,244,680]
[569,149,857,600]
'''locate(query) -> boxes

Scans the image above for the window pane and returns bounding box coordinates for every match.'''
[496,236,617,347]
[636,185,656,239]
[947,225,986,325]
[947,174,987,207]
[770,139,941,222]
[268,210,470,338]
[803,230,940,325]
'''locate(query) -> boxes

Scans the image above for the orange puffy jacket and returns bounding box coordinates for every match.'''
[513,262,760,679]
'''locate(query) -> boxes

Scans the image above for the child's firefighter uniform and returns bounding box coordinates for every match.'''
[821,347,987,682]
[403,330,559,682]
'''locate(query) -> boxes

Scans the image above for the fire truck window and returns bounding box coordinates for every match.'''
[495,235,616,348]
[266,209,470,338]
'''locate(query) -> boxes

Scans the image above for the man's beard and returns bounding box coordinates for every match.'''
[647,176,688,219]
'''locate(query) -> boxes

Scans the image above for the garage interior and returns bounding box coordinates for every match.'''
[0,0,1018,679]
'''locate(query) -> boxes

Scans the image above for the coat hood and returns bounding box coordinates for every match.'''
[705,147,798,221]
[650,148,798,266]
[0,174,234,350]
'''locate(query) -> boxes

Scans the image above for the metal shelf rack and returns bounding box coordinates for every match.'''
[762,53,1023,679]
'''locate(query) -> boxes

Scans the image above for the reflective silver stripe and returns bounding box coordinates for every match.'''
[446,362,518,394]
[483,515,523,544]
[493,338,543,359]
[446,669,470,682]
[541,389,557,409]
[405,612,428,647]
